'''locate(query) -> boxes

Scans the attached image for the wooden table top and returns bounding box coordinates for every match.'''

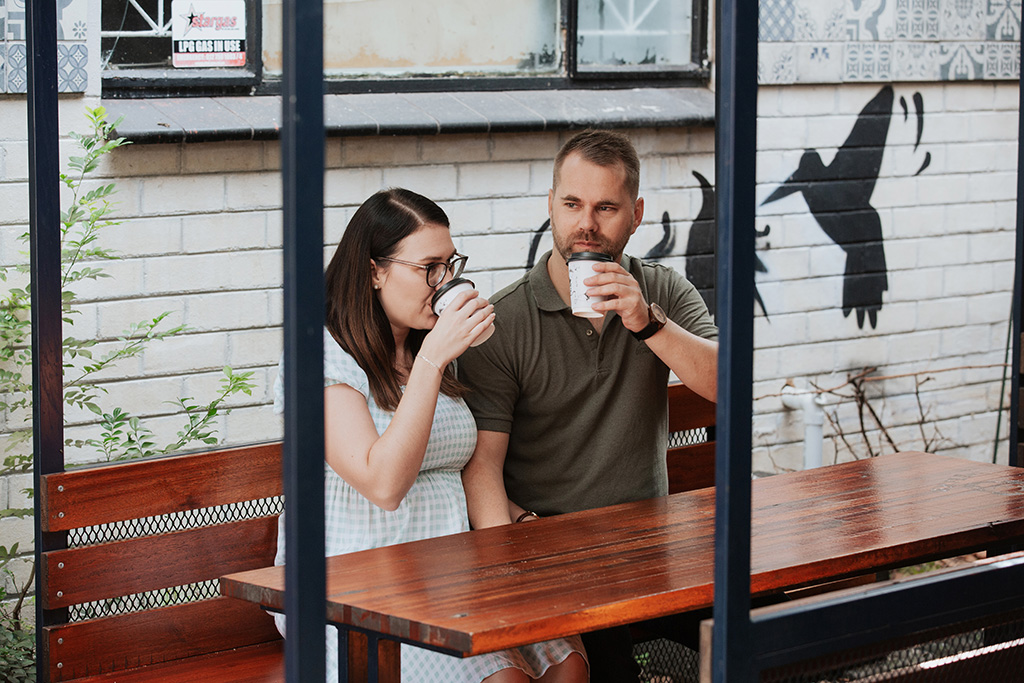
[221,452,1024,656]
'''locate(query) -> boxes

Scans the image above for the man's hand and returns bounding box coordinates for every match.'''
[585,261,651,332]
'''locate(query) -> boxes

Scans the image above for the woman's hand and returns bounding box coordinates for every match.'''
[420,288,494,365]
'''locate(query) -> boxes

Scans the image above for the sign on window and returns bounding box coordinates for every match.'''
[172,0,246,68]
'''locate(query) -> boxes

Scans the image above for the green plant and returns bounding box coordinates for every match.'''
[0,544,34,683]
[0,106,257,678]
[0,105,254,465]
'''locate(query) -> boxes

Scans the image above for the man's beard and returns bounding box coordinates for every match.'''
[551,225,628,263]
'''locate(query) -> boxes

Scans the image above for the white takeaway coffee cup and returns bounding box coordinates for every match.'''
[431,277,495,346]
[567,251,613,318]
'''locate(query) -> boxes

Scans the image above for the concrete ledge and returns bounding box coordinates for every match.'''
[105,88,716,144]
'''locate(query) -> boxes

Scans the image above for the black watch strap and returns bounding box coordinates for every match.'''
[631,303,666,341]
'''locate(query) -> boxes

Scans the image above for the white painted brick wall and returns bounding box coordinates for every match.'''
[753,81,1019,472]
[0,80,1019,581]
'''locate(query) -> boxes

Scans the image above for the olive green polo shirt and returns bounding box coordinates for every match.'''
[459,251,718,515]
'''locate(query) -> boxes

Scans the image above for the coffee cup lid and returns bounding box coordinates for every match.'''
[567,251,613,263]
[431,277,474,307]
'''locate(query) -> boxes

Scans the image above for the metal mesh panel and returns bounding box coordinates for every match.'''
[65,495,283,622]
[69,579,222,622]
[669,428,709,449]
[761,612,1024,682]
[67,496,283,546]
[634,638,700,682]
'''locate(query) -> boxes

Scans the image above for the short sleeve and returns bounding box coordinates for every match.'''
[271,328,370,415]
[640,260,718,341]
[458,331,519,434]
[322,328,370,398]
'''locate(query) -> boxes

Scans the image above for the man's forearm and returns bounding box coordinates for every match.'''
[645,321,718,402]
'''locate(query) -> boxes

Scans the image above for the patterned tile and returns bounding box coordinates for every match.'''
[844,41,894,80]
[6,0,23,41]
[986,0,1021,40]
[984,40,1020,77]
[940,0,986,39]
[793,0,847,41]
[846,0,894,41]
[893,41,941,79]
[6,41,25,93]
[796,42,844,82]
[761,0,796,42]
[758,43,798,84]
[939,41,986,78]
[895,0,941,39]
[0,44,6,93]
[57,42,87,92]
[0,1,7,43]
[58,0,88,42]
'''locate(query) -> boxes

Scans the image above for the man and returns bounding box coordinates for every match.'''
[459,130,718,681]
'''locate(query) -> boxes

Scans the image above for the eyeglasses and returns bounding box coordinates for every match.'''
[377,253,468,288]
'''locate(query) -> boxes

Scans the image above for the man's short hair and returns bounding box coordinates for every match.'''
[553,129,641,200]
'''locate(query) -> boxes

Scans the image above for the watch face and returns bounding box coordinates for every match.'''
[651,303,667,324]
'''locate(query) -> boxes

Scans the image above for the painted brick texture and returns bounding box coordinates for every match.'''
[0,80,1018,566]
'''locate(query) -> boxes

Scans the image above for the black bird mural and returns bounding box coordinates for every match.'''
[761,85,894,329]
[685,171,768,318]
[645,210,676,260]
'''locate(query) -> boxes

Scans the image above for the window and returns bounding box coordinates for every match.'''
[575,0,700,76]
[101,0,707,96]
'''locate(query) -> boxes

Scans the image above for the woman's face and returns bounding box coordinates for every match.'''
[371,222,458,336]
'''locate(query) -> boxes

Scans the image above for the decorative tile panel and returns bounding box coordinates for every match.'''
[939,42,987,78]
[797,42,844,82]
[759,43,798,84]
[58,43,88,92]
[893,41,941,79]
[761,0,797,42]
[760,0,1021,83]
[7,40,25,92]
[940,0,986,40]
[845,41,894,80]
[1,0,88,93]
[5,0,24,41]
[895,0,941,39]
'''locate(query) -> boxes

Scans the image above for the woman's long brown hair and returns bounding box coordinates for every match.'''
[324,188,466,411]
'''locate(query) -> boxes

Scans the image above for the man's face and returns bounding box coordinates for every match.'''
[548,152,643,263]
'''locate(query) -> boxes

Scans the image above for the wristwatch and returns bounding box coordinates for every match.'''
[632,302,667,341]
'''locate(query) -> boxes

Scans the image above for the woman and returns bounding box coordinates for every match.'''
[274,188,588,682]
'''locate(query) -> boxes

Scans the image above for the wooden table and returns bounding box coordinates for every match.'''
[221,451,1024,680]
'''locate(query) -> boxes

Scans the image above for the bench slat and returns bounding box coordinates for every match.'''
[41,443,282,532]
[70,640,284,683]
[666,442,716,494]
[668,383,716,434]
[42,516,278,609]
[45,597,281,682]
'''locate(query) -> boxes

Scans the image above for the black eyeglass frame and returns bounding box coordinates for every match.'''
[376,253,468,288]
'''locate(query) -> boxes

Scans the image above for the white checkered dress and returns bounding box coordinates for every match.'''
[272,331,586,681]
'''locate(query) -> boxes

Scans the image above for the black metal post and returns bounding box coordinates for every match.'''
[712,1,758,682]
[27,2,66,681]
[281,0,326,681]
[1011,37,1024,468]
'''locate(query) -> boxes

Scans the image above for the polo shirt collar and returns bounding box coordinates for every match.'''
[530,250,637,312]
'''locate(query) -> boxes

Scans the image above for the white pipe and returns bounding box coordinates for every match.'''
[781,382,827,469]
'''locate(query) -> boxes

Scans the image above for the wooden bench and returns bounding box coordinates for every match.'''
[666,382,716,494]
[36,384,712,681]
[39,443,285,682]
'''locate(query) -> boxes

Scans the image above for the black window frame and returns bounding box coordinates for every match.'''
[102,0,709,98]
[102,0,262,96]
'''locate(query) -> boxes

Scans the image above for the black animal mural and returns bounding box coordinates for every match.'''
[684,170,769,318]
[761,85,896,330]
